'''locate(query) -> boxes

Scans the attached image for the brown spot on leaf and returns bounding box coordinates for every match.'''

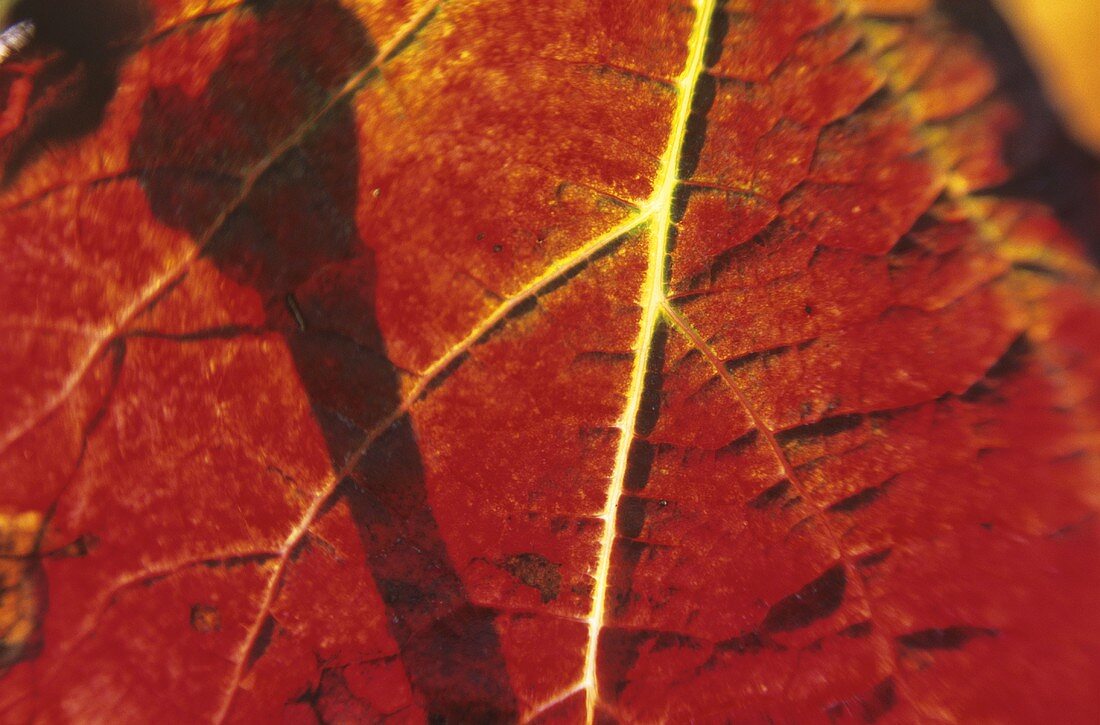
[189,604,221,633]
[502,553,561,603]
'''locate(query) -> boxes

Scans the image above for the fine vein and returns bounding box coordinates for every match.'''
[580,0,716,721]
[0,0,444,458]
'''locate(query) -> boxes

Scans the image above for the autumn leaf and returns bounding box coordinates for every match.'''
[1,0,1099,722]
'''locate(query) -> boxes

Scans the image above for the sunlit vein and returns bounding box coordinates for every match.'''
[580,0,716,721]
[48,548,280,667]
[208,207,650,723]
[214,0,719,714]
[522,681,585,722]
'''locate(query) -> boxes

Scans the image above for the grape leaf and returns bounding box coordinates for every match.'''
[1,0,1098,722]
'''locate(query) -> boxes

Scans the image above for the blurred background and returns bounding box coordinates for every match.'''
[996,0,1100,152]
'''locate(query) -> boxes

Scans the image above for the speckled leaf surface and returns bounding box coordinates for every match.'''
[1,0,1098,722]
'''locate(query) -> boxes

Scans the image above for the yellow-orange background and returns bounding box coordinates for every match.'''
[997,0,1100,152]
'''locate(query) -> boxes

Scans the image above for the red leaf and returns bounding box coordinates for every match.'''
[1,0,1098,722]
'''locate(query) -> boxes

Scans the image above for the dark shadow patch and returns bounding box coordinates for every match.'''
[961,334,1029,401]
[669,184,695,225]
[676,73,717,182]
[340,421,517,719]
[716,428,758,458]
[605,322,670,615]
[776,414,864,446]
[714,630,766,655]
[542,234,630,299]
[420,351,470,397]
[0,530,44,670]
[501,553,561,603]
[723,344,789,375]
[826,676,896,723]
[781,496,804,511]
[634,320,668,438]
[607,538,650,619]
[245,614,277,671]
[2,0,151,182]
[693,217,785,290]
[131,0,515,717]
[502,294,539,324]
[675,0,729,182]
[1047,513,1097,541]
[623,439,657,493]
[749,479,791,510]
[46,532,100,559]
[896,625,998,650]
[762,564,847,633]
[839,620,874,639]
[848,85,892,121]
[702,2,730,68]
[597,627,649,697]
[199,552,280,570]
[827,476,895,514]
[985,333,1031,379]
[616,496,648,539]
[572,350,636,365]
[856,548,892,569]
[125,324,267,342]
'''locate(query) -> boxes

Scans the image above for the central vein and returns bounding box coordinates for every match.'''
[581,0,717,720]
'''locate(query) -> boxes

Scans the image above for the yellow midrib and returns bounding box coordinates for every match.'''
[580,0,717,721]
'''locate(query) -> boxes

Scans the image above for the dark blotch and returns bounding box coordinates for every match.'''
[762,565,847,633]
[715,631,766,655]
[245,614,276,670]
[3,0,150,182]
[421,351,470,396]
[750,479,791,509]
[776,414,864,445]
[133,0,516,716]
[863,677,897,722]
[501,553,561,603]
[839,621,874,639]
[676,73,715,182]
[598,628,650,697]
[856,548,892,569]
[502,294,539,323]
[962,334,1030,400]
[616,496,648,539]
[608,539,648,617]
[633,321,668,437]
[897,625,999,650]
[827,477,895,514]
[829,677,896,723]
[675,0,729,182]
[623,439,656,493]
